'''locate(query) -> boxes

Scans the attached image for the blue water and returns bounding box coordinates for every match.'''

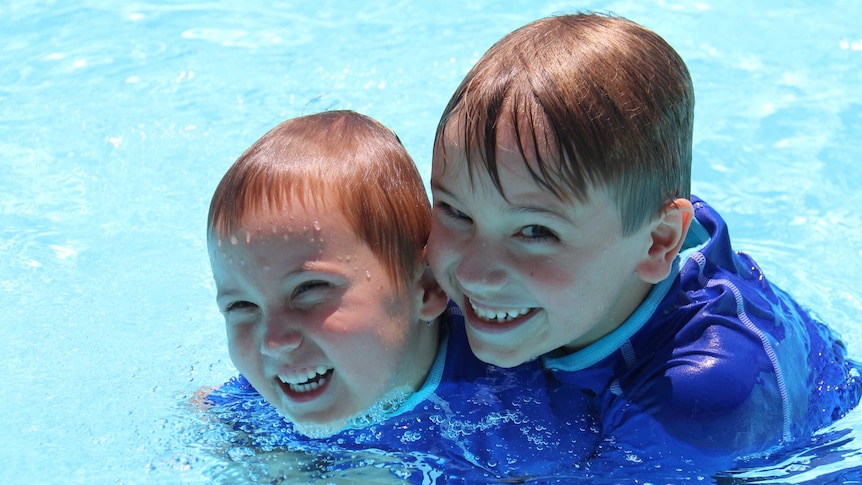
[1,0,861,483]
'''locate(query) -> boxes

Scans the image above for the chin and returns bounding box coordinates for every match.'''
[468,339,528,368]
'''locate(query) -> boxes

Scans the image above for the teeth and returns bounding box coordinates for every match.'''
[469,301,531,322]
[277,366,332,393]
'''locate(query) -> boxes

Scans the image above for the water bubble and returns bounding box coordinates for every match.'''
[312,220,321,231]
[230,235,238,245]
[365,270,372,280]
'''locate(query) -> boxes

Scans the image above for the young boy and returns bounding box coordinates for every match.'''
[205,110,599,481]
[427,13,861,458]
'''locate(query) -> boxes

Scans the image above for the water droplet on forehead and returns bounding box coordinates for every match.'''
[366,270,372,280]
[230,235,238,245]
[312,220,321,231]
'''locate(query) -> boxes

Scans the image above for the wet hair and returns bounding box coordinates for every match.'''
[434,13,694,235]
[208,110,430,286]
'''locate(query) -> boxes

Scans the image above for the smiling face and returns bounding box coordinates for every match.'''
[427,127,659,368]
[209,199,439,436]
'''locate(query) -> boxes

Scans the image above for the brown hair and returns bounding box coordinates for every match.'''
[435,13,694,235]
[208,110,430,286]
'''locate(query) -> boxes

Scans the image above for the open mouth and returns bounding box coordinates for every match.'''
[465,298,538,332]
[469,300,532,322]
[277,366,334,395]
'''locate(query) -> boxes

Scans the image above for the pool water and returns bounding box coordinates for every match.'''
[1,0,861,483]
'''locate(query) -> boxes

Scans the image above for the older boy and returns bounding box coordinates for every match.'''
[427,13,861,457]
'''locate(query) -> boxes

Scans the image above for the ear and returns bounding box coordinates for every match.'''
[635,198,694,284]
[416,265,448,322]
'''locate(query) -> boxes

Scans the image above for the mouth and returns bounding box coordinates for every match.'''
[465,297,537,332]
[276,366,334,401]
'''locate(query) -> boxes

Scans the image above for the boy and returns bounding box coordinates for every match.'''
[427,13,861,457]
[205,110,599,481]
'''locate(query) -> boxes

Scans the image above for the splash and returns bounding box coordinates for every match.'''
[281,385,414,439]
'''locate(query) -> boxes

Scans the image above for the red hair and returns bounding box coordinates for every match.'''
[208,110,430,285]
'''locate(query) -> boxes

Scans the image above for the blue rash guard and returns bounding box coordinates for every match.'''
[205,302,601,483]
[543,196,862,464]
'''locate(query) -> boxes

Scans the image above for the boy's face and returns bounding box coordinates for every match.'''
[209,200,435,436]
[428,125,656,368]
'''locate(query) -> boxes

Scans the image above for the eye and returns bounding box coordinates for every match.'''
[224,300,257,313]
[518,224,558,242]
[436,202,472,223]
[292,280,331,298]
[290,279,337,310]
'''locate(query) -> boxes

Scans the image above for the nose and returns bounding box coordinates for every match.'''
[454,236,508,293]
[260,311,302,357]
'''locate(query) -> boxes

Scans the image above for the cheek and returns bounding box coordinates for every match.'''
[426,223,454,271]
[518,256,578,287]
[226,325,257,365]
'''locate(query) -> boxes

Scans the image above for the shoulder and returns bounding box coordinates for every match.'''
[617,198,820,450]
[603,305,787,453]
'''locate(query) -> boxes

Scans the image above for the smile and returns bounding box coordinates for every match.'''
[469,300,533,323]
[278,366,334,393]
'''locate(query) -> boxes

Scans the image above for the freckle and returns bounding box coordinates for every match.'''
[230,235,238,245]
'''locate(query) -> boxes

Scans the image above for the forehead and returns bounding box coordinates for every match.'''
[432,118,627,230]
[434,115,564,196]
[209,196,352,250]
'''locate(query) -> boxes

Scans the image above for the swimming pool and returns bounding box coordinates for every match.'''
[1,0,860,483]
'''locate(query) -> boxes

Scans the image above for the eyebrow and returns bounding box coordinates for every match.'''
[430,179,574,224]
[215,287,240,302]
